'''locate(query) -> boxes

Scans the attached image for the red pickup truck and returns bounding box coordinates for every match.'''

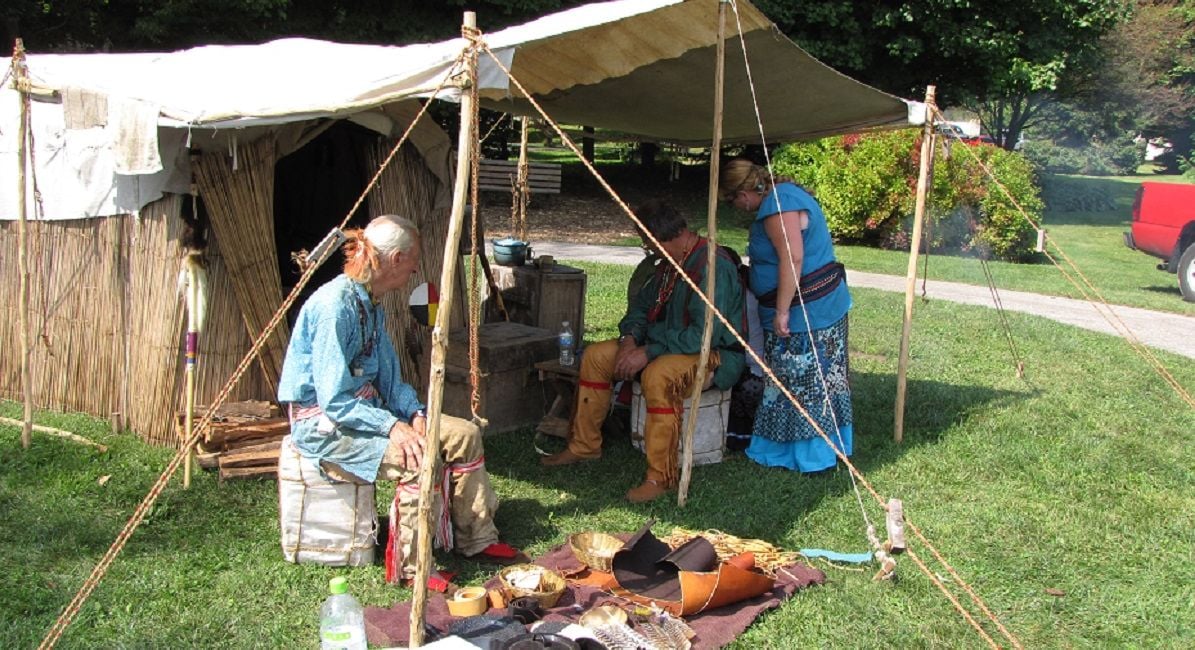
[1124,182,1195,302]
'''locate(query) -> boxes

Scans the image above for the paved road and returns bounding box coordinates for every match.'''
[515,241,1195,360]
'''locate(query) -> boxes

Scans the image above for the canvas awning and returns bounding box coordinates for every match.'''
[1,0,917,219]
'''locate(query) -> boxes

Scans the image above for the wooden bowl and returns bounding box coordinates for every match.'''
[568,532,623,573]
[496,564,567,609]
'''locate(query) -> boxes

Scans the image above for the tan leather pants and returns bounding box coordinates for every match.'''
[569,339,717,486]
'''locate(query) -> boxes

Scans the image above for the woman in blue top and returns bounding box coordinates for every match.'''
[719,159,853,473]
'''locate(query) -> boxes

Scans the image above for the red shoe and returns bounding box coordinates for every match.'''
[466,542,531,565]
[402,569,458,593]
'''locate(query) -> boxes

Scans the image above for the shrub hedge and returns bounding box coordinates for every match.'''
[772,131,1043,262]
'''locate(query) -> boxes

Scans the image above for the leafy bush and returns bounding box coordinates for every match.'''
[772,132,1043,262]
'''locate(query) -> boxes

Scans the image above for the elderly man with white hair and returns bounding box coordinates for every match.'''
[278,214,524,588]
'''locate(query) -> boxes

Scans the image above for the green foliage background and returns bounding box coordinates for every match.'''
[773,132,1043,261]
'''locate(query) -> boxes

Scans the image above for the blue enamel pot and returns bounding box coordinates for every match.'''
[492,237,529,266]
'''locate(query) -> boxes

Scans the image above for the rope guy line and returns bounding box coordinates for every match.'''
[481,26,1021,646]
[929,107,1192,409]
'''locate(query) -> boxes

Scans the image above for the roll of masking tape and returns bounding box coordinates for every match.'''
[446,586,488,617]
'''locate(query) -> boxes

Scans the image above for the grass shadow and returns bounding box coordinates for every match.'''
[1040,174,1140,227]
[1141,283,1182,297]
[481,371,1027,550]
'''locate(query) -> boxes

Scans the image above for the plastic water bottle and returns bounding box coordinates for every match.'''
[559,320,575,367]
[320,576,366,650]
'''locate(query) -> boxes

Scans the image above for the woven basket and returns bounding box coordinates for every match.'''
[497,564,567,609]
[568,531,623,573]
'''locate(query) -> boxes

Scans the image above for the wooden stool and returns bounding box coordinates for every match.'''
[534,358,579,438]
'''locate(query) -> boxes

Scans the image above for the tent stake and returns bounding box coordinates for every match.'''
[894,86,937,443]
[13,39,34,449]
[410,11,477,648]
[678,0,727,507]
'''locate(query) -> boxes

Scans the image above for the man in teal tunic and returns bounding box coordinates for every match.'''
[541,200,746,503]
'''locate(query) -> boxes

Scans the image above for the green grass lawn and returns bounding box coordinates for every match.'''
[3,276,1193,647]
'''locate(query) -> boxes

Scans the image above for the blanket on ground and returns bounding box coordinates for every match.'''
[365,536,825,649]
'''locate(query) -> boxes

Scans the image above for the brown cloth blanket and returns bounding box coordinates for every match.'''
[365,537,825,649]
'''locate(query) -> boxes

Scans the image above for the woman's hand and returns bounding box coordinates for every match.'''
[773,311,791,338]
[388,420,426,470]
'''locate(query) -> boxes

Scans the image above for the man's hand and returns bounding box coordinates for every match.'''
[614,345,650,381]
[388,420,426,470]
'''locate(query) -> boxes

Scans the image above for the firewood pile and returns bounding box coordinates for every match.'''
[181,401,288,481]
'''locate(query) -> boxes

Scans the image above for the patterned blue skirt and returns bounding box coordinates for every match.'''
[747,314,853,473]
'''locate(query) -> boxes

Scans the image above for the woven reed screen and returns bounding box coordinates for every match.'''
[0,197,271,445]
[193,136,289,393]
[365,140,460,394]
[0,214,127,424]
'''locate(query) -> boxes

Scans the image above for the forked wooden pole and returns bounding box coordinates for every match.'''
[13,39,34,449]
[678,0,727,507]
[894,86,937,443]
[410,11,477,648]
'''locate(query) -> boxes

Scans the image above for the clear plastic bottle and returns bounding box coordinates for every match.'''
[319,576,366,650]
[559,320,575,367]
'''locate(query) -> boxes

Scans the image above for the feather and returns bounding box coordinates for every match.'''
[181,251,208,333]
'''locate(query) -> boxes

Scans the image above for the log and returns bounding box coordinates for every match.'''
[217,439,282,468]
[202,418,289,448]
[0,417,108,452]
[218,465,277,481]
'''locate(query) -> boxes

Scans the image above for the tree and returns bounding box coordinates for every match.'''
[757,0,1131,150]
[1019,1,1195,173]
[1111,0,1195,171]
[3,0,584,53]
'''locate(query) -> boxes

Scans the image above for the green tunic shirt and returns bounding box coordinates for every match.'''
[618,238,747,390]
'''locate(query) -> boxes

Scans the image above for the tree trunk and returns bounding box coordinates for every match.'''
[582,126,594,163]
[639,142,658,169]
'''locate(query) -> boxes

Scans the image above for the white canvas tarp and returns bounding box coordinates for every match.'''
[1,0,916,220]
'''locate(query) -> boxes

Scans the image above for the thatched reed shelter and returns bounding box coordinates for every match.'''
[1,0,912,446]
[0,93,457,444]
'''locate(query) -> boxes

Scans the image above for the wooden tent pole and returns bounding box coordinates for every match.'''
[410,11,477,648]
[678,0,727,507]
[13,39,34,449]
[516,115,530,242]
[894,86,937,443]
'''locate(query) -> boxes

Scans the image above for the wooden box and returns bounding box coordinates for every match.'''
[440,321,559,434]
[490,263,587,340]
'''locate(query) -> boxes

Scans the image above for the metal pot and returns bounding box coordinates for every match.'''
[492,237,530,266]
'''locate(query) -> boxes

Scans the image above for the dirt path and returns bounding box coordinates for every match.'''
[509,241,1195,361]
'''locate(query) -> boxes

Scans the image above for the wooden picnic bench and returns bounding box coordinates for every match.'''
[477,158,562,194]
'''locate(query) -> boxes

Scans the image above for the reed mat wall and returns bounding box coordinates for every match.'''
[0,196,270,446]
